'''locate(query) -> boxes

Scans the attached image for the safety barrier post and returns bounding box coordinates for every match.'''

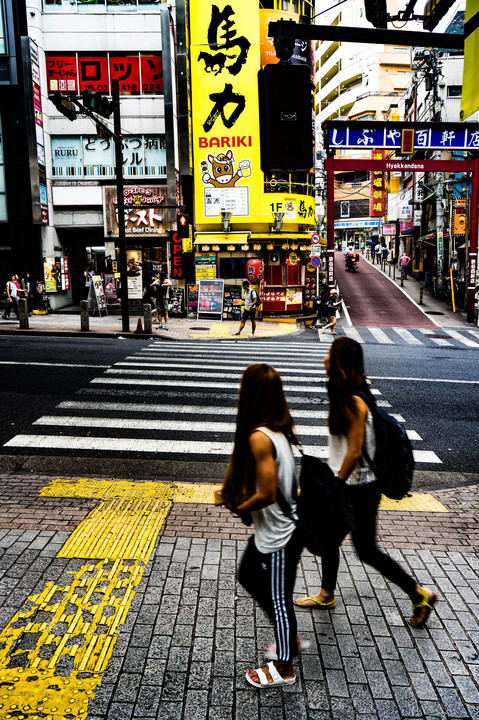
[143,303,152,334]
[18,298,29,329]
[80,300,89,331]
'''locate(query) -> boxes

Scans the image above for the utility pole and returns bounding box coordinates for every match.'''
[111,79,129,333]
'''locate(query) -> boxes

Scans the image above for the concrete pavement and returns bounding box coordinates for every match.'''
[0,472,477,719]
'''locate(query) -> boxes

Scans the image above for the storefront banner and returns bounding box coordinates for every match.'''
[370,149,385,217]
[127,277,143,300]
[195,254,217,280]
[190,0,314,227]
[43,258,58,293]
[453,197,468,237]
[187,284,199,316]
[169,288,185,316]
[103,186,168,237]
[92,275,107,311]
[382,223,396,235]
[103,274,118,301]
[197,279,224,318]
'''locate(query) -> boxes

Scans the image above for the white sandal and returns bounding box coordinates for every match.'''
[245,661,296,689]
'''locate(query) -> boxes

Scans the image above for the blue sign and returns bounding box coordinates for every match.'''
[327,125,479,151]
[311,256,321,267]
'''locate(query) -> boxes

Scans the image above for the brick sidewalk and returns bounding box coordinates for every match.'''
[0,472,478,719]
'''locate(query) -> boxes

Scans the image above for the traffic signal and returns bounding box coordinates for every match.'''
[49,91,78,121]
[82,89,115,119]
[423,0,455,31]
[176,212,190,238]
[258,63,313,173]
[364,0,388,28]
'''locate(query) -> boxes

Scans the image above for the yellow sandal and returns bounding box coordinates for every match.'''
[409,587,438,628]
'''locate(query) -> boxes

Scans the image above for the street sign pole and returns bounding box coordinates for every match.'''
[112,79,129,334]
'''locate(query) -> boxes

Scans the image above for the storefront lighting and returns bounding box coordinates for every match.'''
[241,244,249,251]
[281,243,290,250]
[253,243,261,251]
[291,243,298,250]
[202,245,210,251]
[299,244,308,251]
[220,211,232,232]
[227,245,235,252]
[266,243,274,251]
[212,245,220,251]
[272,212,285,232]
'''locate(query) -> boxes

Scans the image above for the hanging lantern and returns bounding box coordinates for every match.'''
[253,243,261,251]
[246,258,263,282]
[212,245,220,251]
[266,243,274,251]
[241,244,249,251]
[299,244,308,251]
[291,243,298,250]
[201,245,210,251]
[227,244,235,252]
[282,243,290,250]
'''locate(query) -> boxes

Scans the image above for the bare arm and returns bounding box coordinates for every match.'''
[236,431,277,512]
[336,396,368,482]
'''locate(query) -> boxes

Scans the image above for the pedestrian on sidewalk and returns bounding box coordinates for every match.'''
[294,338,437,628]
[216,364,304,688]
[83,266,94,299]
[399,252,410,279]
[320,291,341,335]
[233,280,258,337]
[381,244,388,264]
[370,239,377,263]
[155,271,172,330]
[3,274,20,320]
[375,242,383,265]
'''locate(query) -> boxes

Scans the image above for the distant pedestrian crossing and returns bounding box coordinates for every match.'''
[337,326,479,347]
[3,340,442,467]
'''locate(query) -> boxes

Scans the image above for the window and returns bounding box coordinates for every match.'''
[44,0,161,12]
[46,53,163,95]
[447,85,462,97]
[51,135,166,177]
[0,115,6,222]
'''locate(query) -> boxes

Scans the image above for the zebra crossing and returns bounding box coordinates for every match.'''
[3,340,442,467]
[334,326,479,347]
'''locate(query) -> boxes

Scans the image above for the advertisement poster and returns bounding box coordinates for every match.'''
[187,284,199,316]
[92,275,107,312]
[126,250,143,299]
[223,285,243,321]
[197,279,224,319]
[169,288,185,317]
[43,257,58,292]
[103,274,118,302]
[195,254,217,280]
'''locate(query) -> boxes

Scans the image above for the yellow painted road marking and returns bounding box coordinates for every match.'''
[0,477,448,719]
[189,322,297,339]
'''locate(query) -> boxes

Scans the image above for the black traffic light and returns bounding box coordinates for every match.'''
[423,0,455,31]
[364,0,388,28]
[82,89,114,119]
[258,63,313,173]
[176,213,190,238]
[49,91,78,121]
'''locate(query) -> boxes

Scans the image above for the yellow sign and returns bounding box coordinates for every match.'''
[190,1,315,228]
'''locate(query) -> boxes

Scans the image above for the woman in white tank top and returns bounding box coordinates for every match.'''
[294,338,437,629]
[219,363,304,689]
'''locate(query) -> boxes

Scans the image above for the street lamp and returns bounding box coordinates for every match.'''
[220,211,232,232]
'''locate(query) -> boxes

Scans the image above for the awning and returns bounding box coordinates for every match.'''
[194,233,250,245]
[249,233,313,240]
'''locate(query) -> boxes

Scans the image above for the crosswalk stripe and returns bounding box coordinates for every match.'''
[56,401,330,419]
[417,329,453,346]
[367,327,394,344]
[105,368,327,380]
[3,435,438,462]
[343,327,364,343]
[116,361,327,375]
[445,330,479,348]
[392,328,424,345]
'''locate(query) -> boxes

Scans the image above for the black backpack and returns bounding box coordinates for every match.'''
[358,392,414,500]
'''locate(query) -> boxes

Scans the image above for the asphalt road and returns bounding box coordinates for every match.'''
[0,333,477,480]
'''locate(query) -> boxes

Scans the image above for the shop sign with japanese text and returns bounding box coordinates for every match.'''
[370,150,385,217]
[327,124,479,151]
[103,186,169,237]
[190,0,314,226]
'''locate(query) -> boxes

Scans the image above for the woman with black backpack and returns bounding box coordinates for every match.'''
[294,338,437,629]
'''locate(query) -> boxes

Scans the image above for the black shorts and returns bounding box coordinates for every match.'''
[243,308,256,321]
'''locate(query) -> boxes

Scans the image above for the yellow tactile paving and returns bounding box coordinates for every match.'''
[189,321,297,339]
[0,477,448,720]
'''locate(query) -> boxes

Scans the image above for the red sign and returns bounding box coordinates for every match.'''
[46,55,77,92]
[141,55,163,94]
[171,232,183,279]
[78,55,109,93]
[110,54,140,95]
[370,149,385,217]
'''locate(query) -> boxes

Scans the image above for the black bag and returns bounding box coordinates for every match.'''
[358,392,414,500]
[277,450,349,556]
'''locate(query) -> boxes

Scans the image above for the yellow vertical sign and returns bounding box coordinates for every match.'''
[461,0,479,121]
[190,0,262,226]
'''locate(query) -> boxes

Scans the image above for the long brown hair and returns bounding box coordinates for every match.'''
[327,337,375,435]
[221,363,297,507]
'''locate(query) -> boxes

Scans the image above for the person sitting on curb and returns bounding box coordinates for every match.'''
[233,280,258,338]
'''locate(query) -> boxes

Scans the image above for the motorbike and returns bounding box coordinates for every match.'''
[345,252,359,272]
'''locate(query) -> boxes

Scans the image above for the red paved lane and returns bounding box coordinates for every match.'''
[334,251,437,328]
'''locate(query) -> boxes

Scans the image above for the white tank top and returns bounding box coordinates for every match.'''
[328,407,377,485]
[251,427,297,554]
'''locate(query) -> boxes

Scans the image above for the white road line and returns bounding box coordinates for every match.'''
[121,358,328,371]
[104,368,327,381]
[3,435,437,462]
[56,401,330,419]
[343,327,364,343]
[33,415,331,436]
[111,365,327,377]
[368,375,478,384]
[392,328,424,345]
[143,346,328,355]
[445,330,479,348]
[417,329,453,346]
[407,430,422,441]
[391,414,405,422]
[367,328,394,344]
[90,377,382,394]
[0,361,109,368]
[467,330,479,340]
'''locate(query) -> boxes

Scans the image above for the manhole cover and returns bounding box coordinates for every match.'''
[191,327,210,330]
[425,311,445,315]
[424,334,451,339]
